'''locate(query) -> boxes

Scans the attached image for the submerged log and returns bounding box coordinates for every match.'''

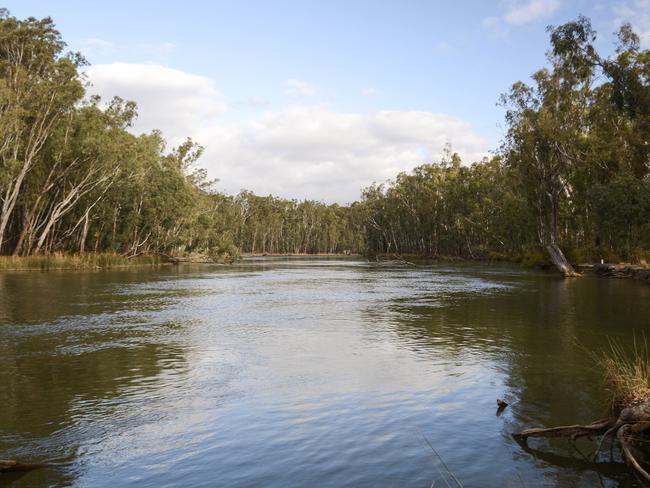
[547,243,580,277]
[0,459,46,473]
[513,398,650,481]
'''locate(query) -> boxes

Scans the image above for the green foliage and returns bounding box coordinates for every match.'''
[0,11,647,265]
[360,156,537,259]
[517,252,547,268]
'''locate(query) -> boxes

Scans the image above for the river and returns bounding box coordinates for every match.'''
[1,257,649,487]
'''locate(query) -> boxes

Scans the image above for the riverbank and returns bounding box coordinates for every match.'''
[0,252,358,271]
[576,263,650,285]
[372,253,650,285]
[0,253,167,271]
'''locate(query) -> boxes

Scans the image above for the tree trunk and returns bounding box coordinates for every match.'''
[547,242,579,277]
[79,210,89,253]
[12,208,33,257]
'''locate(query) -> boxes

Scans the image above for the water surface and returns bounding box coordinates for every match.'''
[1,258,649,487]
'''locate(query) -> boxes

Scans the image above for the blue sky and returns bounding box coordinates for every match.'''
[6,1,650,202]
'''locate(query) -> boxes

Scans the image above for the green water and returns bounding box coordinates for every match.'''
[1,258,649,487]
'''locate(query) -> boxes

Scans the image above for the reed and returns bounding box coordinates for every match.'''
[590,335,650,412]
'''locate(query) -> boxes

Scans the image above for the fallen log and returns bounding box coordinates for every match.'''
[547,243,580,277]
[0,459,46,473]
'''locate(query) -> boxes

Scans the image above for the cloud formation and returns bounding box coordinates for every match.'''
[285,79,317,97]
[483,0,560,34]
[503,0,560,25]
[197,107,489,202]
[86,63,226,145]
[86,63,489,203]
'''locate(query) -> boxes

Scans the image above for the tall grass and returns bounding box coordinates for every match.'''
[590,336,650,412]
[0,253,165,271]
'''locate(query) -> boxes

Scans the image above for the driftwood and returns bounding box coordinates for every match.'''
[513,398,650,481]
[0,459,46,473]
[547,243,580,277]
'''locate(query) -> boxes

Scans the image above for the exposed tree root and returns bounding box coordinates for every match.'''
[513,398,650,482]
[618,422,650,483]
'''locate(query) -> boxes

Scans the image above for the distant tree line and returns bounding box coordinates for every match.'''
[0,12,648,262]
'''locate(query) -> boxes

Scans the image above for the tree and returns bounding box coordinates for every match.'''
[0,11,84,252]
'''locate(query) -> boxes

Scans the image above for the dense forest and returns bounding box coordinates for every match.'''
[0,11,648,263]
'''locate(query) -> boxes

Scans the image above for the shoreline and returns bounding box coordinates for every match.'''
[0,254,168,272]
[2,253,648,285]
[0,252,360,271]
[576,263,650,285]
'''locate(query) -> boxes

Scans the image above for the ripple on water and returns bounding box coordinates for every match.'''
[1,259,648,487]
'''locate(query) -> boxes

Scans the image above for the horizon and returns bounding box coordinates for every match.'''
[6,0,650,203]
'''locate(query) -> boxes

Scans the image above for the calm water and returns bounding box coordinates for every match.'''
[1,258,650,487]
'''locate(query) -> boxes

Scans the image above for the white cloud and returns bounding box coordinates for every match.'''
[613,0,650,46]
[85,63,226,146]
[503,0,559,24]
[285,79,317,96]
[200,107,489,202]
[86,63,489,203]
[483,0,559,32]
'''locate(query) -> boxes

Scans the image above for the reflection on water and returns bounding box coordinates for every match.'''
[1,258,649,487]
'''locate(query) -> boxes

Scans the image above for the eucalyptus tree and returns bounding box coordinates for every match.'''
[0,11,84,252]
[501,17,597,250]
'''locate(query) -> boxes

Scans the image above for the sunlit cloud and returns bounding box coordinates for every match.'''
[86,63,490,203]
[503,0,560,25]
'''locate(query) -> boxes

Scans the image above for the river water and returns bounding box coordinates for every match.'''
[1,258,649,487]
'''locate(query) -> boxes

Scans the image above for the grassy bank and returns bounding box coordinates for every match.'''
[0,253,167,271]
